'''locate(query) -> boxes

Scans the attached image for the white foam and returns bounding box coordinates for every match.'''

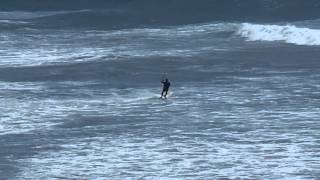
[16,134,316,179]
[0,46,109,67]
[0,85,164,135]
[4,83,320,179]
[238,23,320,46]
[0,22,236,67]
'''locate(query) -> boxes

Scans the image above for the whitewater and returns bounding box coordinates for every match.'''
[1,6,320,180]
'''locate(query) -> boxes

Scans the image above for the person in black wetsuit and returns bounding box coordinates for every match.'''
[160,78,171,99]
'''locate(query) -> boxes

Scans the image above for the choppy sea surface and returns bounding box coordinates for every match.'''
[1,7,320,179]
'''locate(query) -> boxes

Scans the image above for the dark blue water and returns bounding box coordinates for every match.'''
[1,1,320,179]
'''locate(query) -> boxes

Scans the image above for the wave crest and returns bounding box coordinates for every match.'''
[237,23,320,46]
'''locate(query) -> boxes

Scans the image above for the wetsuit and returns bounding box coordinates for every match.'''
[161,79,171,98]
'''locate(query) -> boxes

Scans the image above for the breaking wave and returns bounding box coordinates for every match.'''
[237,23,320,46]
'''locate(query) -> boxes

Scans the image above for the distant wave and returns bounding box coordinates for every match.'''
[237,23,320,46]
[0,19,27,25]
[0,22,234,67]
[0,19,29,30]
[1,0,320,23]
[0,19,26,23]
[0,10,90,20]
[1,20,320,69]
[0,10,91,30]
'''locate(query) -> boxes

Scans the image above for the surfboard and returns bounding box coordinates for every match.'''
[160,91,173,100]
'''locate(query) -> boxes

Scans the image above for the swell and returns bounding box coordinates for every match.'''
[1,45,320,84]
[0,55,229,85]
[1,0,320,30]
[0,58,175,84]
[1,21,320,70]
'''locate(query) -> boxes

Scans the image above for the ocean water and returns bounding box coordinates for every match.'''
[1,1,320,179]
